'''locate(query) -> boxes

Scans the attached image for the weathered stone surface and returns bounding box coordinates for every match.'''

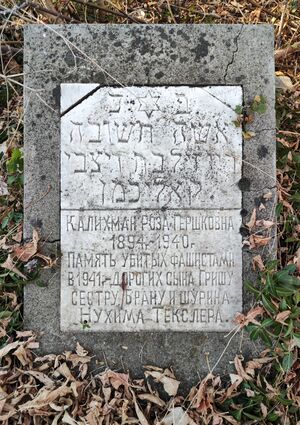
[24,24,276,388]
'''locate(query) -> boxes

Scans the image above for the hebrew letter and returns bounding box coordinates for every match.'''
[192,123,211,144]
[134,151,147,175]
[115,122,134,143]
[112,181,125,203]
[151,150,164,173]
[173,122,187,145]
[70,121,83,143]
[138,123,153,144]
[171,148,183,172]
[90,151,102,172]
[74,152,87,173]
[108,93,122,113]
[128,181,140,203]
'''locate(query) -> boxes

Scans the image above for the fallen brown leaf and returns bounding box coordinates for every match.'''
[11,228,39,262]
[234,356,253,381]
[0,255,27,279]
[275,310,291,324]
[19,385,72,411]
[255,219,275,229]
[252,254,265,271]
[249,235,271,249]
[131,389,149,425]
[145,369,180,396]
[138,393,165,407]
[234,306,264,328]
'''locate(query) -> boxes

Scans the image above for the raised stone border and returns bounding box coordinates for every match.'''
[24,24,276,387]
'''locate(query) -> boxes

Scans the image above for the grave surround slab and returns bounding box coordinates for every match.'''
[24,24,276,387]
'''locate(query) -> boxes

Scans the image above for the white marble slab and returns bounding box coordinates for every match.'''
[60,85,243,331]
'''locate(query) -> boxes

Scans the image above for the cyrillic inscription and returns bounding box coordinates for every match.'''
[60,85,243,331]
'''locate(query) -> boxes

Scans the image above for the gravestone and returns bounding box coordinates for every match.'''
[24,25,276,386]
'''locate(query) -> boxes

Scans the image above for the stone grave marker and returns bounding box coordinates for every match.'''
[24,25,276,386]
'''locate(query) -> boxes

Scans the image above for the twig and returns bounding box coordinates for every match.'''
[0,45,22,56]
[70,0,143,23]
[247,0,279,18]
[0,2,27,16]
[275,41,300,60]
[166,0,177,24]
[26,2,79,23]
[170,4,220,18]
[277,0,289,40]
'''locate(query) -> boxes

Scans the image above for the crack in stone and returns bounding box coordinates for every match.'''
[198,87,236,111]
[224,25,244,84]
[246,186,277,193]
[60,84,102,117]
[254,128,275,133]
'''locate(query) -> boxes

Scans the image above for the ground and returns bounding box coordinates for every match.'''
[0,1,299,424]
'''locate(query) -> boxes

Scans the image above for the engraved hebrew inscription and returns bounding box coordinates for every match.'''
[60,85,243,331]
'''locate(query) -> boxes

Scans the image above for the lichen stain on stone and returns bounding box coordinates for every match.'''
[30,218,43,229]
[157,27,170,41]
[257,145,269,159]
[191,35,210,61]
[63,51,75,66]
[155,71,164,79]
[240,226,249,237]
[176,29,190,42]
[130,36,149,56]
[238,177,251,191]
[52,86,60,107]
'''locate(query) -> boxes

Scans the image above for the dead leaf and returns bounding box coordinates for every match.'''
[258,203,266,211]
[263,192,273,200]
[62,411,79,425]
[161,406,197,425]
[275,75,294,91]
[252,255,265,271]
[0,178,8,196]
[19,386,72,411]
[234,356,253,381]
[255,219,275,229]
[24,371,54,387]
[246,357,273,374]
[56,362,75,381]
[249,235,271,249]
[260,402,268,418]
[0,255,27,279]
[11,228,39,262]
[13,344,32,366]
[243,130,256,140]
[12,230,22,243]
[275,310,291,324]
[15,330,34,338]
[234,306,264,328]
[225,374,243,398]
[76,342,88,357]
[131,389,149,425]
[0,340,19,359]
[145,370,180,396]
[138,393,165,407]
[293,247,300,273]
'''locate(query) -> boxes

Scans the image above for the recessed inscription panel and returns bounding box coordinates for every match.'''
[60,85,243,331]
